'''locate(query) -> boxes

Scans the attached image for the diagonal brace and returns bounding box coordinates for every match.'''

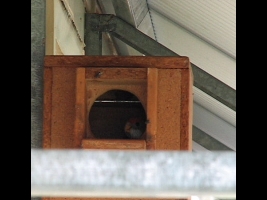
[84,13,236,111]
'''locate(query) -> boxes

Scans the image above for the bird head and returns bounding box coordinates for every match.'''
[124,117,146,139]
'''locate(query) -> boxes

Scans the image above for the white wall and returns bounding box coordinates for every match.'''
[46,0,117,55]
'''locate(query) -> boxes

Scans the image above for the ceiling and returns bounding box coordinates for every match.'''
[91,0,236,152]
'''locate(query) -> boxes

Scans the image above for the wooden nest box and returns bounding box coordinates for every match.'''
[43,55,193,151]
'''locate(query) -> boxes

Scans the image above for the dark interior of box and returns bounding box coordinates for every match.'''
[89,90,147,139]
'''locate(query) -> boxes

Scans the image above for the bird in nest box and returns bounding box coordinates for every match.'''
[124,117,146,139]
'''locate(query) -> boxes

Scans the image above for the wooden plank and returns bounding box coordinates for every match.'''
[50,67,76,148]
[180,68,193,151]
[156,69,181,150]
[82,139,146,150]
[43,67,52,148]
[85,67,147,80]
[73,68,86,148]
[146,68,158,150]
[44,55,190,69]
[49,198,157,200]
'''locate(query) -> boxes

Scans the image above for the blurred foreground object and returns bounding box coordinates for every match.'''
[31,149,236,199]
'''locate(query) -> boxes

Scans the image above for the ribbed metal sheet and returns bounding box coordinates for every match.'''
[193,87,236,127]
[147,0,236,59]
[148,9,236,89]
[193,103,236,151]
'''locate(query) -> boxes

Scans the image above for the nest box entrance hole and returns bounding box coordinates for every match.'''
[88,89,147,139]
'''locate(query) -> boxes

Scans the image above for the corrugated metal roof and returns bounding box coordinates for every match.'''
[147,0,236,59]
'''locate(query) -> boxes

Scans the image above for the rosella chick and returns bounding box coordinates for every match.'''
[124,117,145,139]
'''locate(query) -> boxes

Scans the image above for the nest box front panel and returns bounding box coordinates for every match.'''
[85,67,147,140]
[43,66,78,148]
[43,56,193,152]
[156,69,182,150]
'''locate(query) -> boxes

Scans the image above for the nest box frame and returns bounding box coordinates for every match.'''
[43,55,193,151]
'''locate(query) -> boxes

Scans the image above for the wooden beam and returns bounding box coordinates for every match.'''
[82,139,146,150]
[146,68,158,150]
[44,55,190,69]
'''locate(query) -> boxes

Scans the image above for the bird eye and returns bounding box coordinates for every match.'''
[135,122,140,126]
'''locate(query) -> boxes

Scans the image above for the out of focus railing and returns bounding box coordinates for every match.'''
[31,149,236,199]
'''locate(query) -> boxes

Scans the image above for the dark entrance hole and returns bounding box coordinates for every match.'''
[89,90,147,139]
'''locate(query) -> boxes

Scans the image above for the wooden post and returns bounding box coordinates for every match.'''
[146,68,158,150]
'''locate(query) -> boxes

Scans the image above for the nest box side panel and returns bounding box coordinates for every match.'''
[43,67,52,148]
[188,68,193,150]
[73,68,86,148]
[180,68,193,151]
